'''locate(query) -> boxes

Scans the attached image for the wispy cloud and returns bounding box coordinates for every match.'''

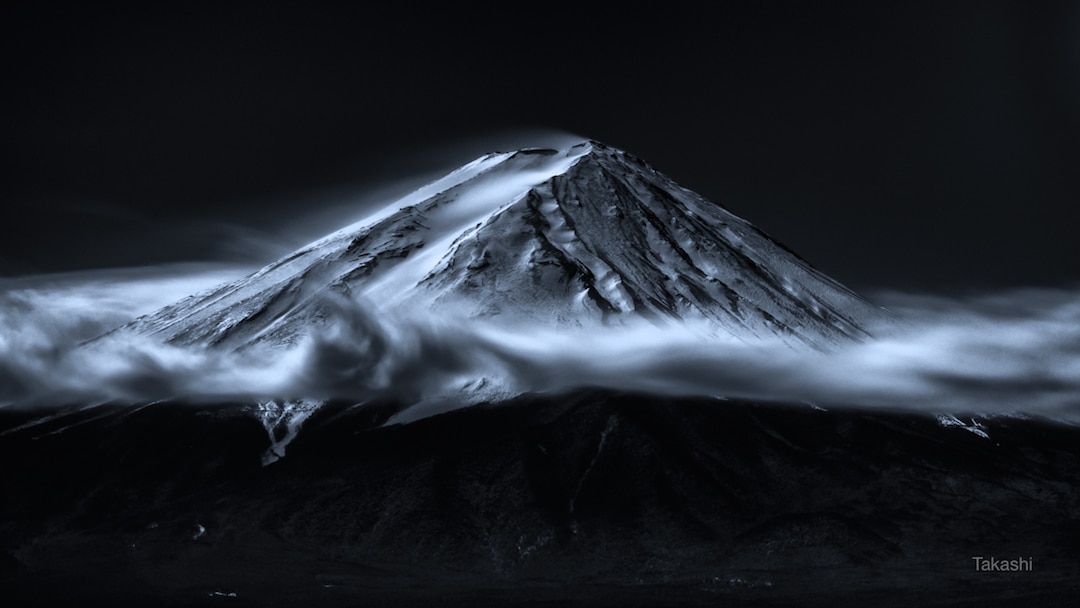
[1,268,1078,422]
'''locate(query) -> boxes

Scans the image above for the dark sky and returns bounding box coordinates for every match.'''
[3,2,1078,293]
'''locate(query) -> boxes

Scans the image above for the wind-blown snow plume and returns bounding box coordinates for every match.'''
[1,272,1078,421]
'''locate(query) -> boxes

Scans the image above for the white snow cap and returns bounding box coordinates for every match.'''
[124,138,886,352]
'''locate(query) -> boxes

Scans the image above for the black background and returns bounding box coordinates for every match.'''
[3,2,1078,292]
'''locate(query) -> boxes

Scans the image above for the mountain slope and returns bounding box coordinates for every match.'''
[124,140,886,351]
[2,391,1078,607]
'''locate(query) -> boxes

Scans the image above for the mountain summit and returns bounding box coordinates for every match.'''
[127,140,885,349]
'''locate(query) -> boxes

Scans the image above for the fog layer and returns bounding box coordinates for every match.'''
[2,269,1076,422]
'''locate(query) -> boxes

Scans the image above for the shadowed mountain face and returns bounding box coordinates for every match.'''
[122,141,886,352]
[2,392,1078,607]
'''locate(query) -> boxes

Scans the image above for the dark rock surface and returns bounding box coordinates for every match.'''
[2,390,1078,606]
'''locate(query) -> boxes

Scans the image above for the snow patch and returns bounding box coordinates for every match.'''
[936,414,990,439]
[257,399,323,465]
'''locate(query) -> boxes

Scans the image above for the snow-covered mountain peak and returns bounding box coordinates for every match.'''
[124,139,888,351]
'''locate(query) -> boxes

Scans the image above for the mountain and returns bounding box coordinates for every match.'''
[124,140,887,352]
[6,142,1074,608]
[105,139,897,462]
